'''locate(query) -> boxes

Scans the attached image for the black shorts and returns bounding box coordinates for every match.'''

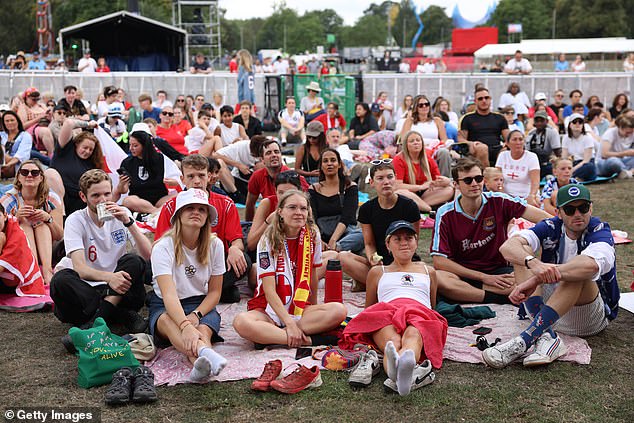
[462,266,513,289]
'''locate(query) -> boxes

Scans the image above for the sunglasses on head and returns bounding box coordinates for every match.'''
[458,175,484,184]
[417,102,430,108]
[371,158,393,166]
[19,168,41,177]
[476,96,491,101]
[161,111,174,117]
[561,202,591,216]
[278,171,300,182]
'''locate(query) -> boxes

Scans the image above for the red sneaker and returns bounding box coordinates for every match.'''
[270,365,323,394]
[251,360,283,392]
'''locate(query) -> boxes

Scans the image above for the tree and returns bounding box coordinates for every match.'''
[340,14,388,47]
[486,0,555,42]
[555,0,628,38]
[420,5,454,45]
[0,2,36,55]
[391,0,420,48]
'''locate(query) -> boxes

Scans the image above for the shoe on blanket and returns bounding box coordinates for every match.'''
[132,366,158,403]
[383,361,435,394]
[523,333,567,367]
[482,336,527,369]
[105,367,134,406]
[348,350,380,388]
[270,365,322,394]
[251,359,283,392]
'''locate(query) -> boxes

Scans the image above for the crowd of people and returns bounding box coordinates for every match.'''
[0,77,628,396]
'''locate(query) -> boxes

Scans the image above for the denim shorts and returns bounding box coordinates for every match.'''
[147,291,223,346]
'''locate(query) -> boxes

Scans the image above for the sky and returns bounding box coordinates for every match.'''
[220,0,498,26]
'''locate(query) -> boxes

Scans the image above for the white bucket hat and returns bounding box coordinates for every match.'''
[170,189,218,226]
[305,81,321,92]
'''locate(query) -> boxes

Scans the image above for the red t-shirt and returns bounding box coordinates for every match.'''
[155,191,243,252]
[392,151,440,185]
[229,60,238,73]
[430,192,526,272]
[314,113,346,131]
[248,166,309,198]
[174,120,192,134]
[156,125,187,154]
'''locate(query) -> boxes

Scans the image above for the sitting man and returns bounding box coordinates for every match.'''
[245,139,308,221]
[155,154,251,303]
[483,184,619,368]
[432,158,551,304]
[51,170,151,334]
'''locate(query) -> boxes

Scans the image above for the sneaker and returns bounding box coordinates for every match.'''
[270,365,322,394]
[132,366,158,403]
[523,333,567,367]
[618,169,632,179]
[348,350,380,388]
[321,344,369,371]
[384,361,435,394]
[61,334,77,354]
[251,359,283,392]
[105,367,133,405]
[118,309,148,334]
[481,336,527,369]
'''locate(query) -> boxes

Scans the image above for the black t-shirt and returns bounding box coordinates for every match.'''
[309,184,359,228]
[357,195,420,265]
[191,60,211,70]
[51,140,96,196]
[460,111,508,162]
[233,115,263,138]
[121,154,168,205]
[58,98,88,117]
[350,115,379,138]
[549,103,567,118]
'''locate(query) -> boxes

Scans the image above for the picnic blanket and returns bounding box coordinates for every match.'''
[0,216,45,297]
[147,281,592,386]
[0,284,53,312]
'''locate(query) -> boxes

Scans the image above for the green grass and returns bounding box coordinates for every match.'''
[1,180,633,423]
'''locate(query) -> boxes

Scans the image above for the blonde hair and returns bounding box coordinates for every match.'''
[263,190,317,255]
[483,167,502,180]
[550,155,573,169]
[237,49,253,72]
[79,169,111,195]
[402,131,432,184]
[14,159,49,210]
[166,206,215,266]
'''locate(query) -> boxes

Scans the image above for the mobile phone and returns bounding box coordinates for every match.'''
[295,347,312,360]
[472,326,492,335]
[117,168,129,177]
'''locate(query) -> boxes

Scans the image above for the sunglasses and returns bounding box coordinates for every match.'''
[571,119,584,124]
[176,98,185,102]
[458,175,484,184]
[161,112,174,117]
[19,168,41,177]
[503,111,514,115]
[371,158,393,166]
[561,202,591,216]
[55,111,67,116]
[417,102,430,108]
[476,96,491,101]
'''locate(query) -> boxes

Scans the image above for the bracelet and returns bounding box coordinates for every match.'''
[123,217,135,228]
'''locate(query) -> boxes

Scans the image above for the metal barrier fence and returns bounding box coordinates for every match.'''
[1,70,632,117]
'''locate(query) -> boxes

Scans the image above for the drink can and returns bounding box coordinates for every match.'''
[96,202,114,222]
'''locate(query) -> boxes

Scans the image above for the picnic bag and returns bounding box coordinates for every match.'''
[69,317,139,388]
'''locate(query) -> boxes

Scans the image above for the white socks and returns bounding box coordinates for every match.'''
[396,349,416,396]
[189,347,227,382]
[384,341,399,382]
[199,347,227,376]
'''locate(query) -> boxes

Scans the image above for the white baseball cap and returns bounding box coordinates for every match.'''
[170,189,218,226]
[534,92,547,101]
[130,122,152,135]
[107,102,124,118]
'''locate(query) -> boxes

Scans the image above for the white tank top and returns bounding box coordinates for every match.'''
[411,120,439,143]
[220,123,242,146]
[377,267,431,308]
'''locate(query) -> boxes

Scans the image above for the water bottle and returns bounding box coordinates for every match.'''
[324,259,343,303]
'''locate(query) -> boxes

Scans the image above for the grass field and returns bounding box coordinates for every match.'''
[1,180,633,423]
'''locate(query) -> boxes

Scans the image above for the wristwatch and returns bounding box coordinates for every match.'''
[123,217,135,228]
[193,310,203,320]
[524,255,536,268]
[45,215,54,224]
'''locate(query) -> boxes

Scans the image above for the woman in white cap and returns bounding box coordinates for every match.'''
[300,81,325,122]
[148,188,227,382]
[561,113,597,181]
[339,220,447,396]
[96,103,126,139]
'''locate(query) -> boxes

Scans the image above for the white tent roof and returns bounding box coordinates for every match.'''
[474,38,634,58]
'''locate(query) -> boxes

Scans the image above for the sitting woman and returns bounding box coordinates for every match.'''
[339,221,447,396]
[149,189,227,381]
[393,131,454,213]
[540,157,578,216]
[16,87,55,158]
[561,114,597,181]
[233,190,347,348]
[294,121,328,184]
[156,106,188,155]
[118,131,176,215]
[51,119,103,215]
[0,160,63,284]
[309,149,364,254]
[495,130,541,206]
[348,103,379,149]
[1,111,33,179]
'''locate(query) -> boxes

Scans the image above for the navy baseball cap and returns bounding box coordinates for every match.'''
[385,220,416,238]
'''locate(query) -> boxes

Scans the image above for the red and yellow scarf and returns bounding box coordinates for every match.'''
[276,225,313,316]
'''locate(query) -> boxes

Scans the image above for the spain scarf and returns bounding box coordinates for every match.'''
[288,226,313,316]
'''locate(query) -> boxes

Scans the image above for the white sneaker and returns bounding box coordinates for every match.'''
[482,336,527,369]
[523,333,567,367]
[348,350,380,388]
[618,169,633,179]
[383,360,435,394]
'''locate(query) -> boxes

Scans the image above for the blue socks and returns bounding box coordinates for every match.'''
[524,296,557,339]
[520,305,560,349]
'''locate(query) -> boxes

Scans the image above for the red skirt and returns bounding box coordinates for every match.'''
[339,298,448,369]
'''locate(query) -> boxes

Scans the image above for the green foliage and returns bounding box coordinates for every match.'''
[420,5,454,45]
[340,14,388,47]
[0,1,36,55]
[486,0,556,42]
[391,0,420,47]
